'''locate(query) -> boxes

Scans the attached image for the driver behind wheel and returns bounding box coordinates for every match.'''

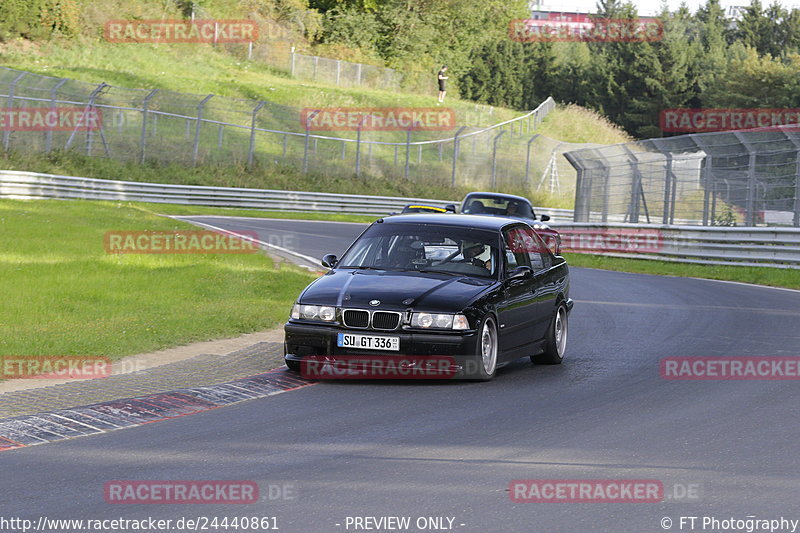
[460,241,491,272]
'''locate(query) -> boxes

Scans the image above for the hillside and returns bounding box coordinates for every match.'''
[0,14,631,206]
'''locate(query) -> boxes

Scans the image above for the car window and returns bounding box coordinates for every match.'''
[463,196,535,218]
[503,227,532,274]
[504,226,552,273]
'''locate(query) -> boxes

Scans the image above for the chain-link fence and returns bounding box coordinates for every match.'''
[0,66,595,197]
[289,49,402,92]
[230,43,404,93]
[564,129,800,227]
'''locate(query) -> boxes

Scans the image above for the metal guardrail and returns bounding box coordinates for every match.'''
[0,169,572,219]
[551,222,800,269]
[3,170,794,268]
[0,170,454,215]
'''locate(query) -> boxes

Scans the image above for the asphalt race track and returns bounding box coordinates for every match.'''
[2,216,799,532]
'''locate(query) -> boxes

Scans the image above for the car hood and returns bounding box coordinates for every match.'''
[300,269,494,313]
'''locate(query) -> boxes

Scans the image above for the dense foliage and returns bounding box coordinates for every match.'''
[459,0,800,138]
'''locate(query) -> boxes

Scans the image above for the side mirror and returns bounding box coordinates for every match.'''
[444,204,456,213]
[539,214,551,222]
[321,254,338,268]
[508,265,533,280]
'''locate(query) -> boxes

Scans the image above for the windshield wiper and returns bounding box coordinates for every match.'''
[341,265,392,271]
[413,269,463,276]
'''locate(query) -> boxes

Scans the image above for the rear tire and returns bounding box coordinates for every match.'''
[532,303,568,365]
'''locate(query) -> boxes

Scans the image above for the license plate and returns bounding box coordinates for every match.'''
[337,333,399,351]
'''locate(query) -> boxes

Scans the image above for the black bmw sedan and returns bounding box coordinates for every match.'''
[284,214,573,381]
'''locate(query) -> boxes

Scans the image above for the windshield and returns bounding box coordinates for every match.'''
[461,196,535,219]
[338,222,499,278]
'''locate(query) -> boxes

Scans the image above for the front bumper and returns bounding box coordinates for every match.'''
[284,322,481,378]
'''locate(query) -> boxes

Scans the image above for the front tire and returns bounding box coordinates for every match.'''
[285,359,301,372]
[471,315,498,381]
[532,302,568,365]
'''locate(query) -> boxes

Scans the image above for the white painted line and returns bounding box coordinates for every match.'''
[167,216,325,272]
[686,277,800,295]
[48,412,103,432]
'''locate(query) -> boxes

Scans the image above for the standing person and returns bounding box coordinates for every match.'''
[437,65,448,104]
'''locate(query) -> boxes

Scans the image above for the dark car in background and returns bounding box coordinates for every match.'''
[460,192,561,254]
[284,214,572,381]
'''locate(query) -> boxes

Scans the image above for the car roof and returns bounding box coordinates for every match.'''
[462,192,532,205]
[380,213,523,230]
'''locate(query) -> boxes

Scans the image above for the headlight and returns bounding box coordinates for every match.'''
[410,312,470,330]
[291,304,336,322]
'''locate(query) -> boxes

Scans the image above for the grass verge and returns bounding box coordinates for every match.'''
[564,253,800,290]
[0,199,316,360]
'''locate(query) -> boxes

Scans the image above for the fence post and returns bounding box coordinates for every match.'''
[563,152,587,222]
[341,140,346,160]
[46,78,68,154]
[525,134,540,189]
[404,127,412,179]
[192,94,213,166]
[450,126,466,187]
[303,110,320,174]
[65,82,106,154]
[247,101,265,167]
[662,152,673,224]
[283,134,287,157]
[491,131,506,188]
[627,156,642,223]
[796,154,800,227]
[356,63,362,86]
[290,47,296,76]
[3,72,26,152]
[355,118,364,177]
[336,60,341,86]
[139,88,158,163]
[700,155,714,225]
[733,132,757,226]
